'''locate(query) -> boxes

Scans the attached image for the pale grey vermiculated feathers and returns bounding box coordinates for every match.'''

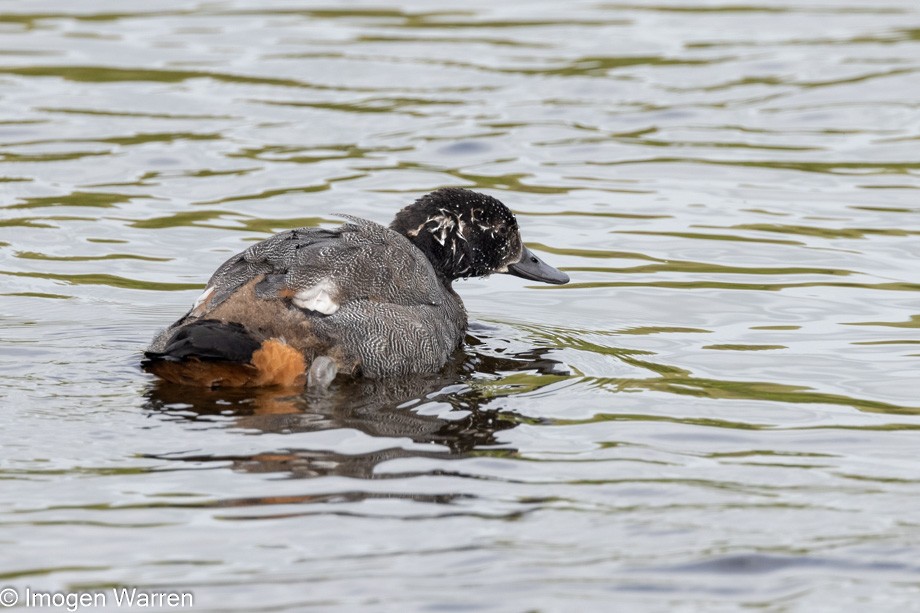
[158,217,468,378]
[207,216,445,309]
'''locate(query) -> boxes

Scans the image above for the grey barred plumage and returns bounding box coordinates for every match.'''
[144,188,569,387]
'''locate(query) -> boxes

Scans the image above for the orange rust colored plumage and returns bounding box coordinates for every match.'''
[249,339,307,387]
[146,339,306,388]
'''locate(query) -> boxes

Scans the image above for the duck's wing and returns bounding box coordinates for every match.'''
[187,218,445,321]
[147,218,462,385]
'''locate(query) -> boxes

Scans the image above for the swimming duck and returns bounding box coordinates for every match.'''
[143,188,569,388]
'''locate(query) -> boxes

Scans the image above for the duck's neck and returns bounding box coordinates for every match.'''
[391,214,472,283]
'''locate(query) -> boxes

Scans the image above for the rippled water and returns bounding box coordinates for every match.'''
[2,0,919,610]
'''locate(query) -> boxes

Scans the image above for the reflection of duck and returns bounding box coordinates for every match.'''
[143,188,568,388]
[143,340,567,479]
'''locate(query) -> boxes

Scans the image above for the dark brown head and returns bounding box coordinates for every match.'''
[390,188,569,285]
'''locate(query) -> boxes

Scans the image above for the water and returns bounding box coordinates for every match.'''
[1,0,919,610]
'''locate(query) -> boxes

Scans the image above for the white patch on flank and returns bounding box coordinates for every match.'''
[194,287,214,308]
[293,279,339,315]
[191,286,215,315]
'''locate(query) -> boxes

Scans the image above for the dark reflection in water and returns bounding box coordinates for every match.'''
[143,337,565,481]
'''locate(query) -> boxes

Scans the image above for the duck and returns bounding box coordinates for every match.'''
[142,187,569,388]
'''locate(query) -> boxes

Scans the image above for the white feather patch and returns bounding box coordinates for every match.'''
[293,280,339,315]
[191,286,215,315]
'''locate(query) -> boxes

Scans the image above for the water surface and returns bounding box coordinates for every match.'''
[1,0,919,610]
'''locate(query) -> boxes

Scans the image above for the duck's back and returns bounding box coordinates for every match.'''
[145,218,467,385]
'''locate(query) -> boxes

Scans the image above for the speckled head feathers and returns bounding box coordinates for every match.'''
[390,188,525,281]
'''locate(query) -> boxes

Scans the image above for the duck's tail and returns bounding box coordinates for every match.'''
[142,320,312,388]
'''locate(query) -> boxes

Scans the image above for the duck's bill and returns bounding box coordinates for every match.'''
[506,246,569,285]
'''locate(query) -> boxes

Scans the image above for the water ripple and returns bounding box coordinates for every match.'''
[1,0,919,609]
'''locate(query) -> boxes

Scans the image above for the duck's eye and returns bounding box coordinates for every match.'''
[496,225,508,236]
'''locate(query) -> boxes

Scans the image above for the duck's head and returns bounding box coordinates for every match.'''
[390,188,569,285]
